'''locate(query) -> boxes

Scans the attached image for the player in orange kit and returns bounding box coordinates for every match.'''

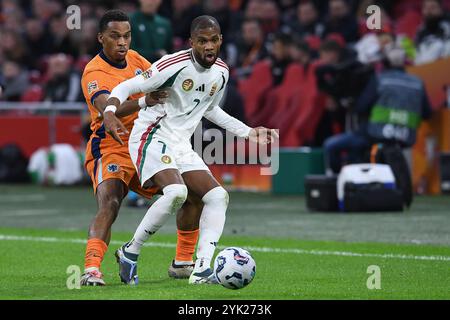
[80,10,201,286]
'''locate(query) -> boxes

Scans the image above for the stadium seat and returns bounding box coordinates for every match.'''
[392,0,422,19]
[75,55,92,73]
[395,10,422,39]
[272,62,325,147]
[238,60,273,124]
[20,85,44,102]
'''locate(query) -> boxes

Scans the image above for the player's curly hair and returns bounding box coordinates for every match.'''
[99,9,129,33]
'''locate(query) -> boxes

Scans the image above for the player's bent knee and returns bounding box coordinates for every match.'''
[202,186,229,207]
[163,184,188,213]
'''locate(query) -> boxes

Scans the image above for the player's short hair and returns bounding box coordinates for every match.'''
[190,15,221,36]
[99,9,130,33]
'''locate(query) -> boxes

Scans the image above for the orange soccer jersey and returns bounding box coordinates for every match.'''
[82,49,157,197]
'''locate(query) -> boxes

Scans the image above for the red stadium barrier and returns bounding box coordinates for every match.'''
[0,115,83,157]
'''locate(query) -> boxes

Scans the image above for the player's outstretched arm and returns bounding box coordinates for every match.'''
[204,105,278,144]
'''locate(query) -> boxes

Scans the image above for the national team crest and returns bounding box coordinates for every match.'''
[141,69,152,79]
[161,155,172,164]
[209,83,218,96]
[107,164,120,173]
[87,80,98,94]
[182,79,194,91]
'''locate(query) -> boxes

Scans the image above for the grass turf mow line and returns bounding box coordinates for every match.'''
[1,234,449,262]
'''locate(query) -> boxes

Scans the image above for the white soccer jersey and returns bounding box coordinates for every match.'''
[109,49,252,183]
[110,48,251,144]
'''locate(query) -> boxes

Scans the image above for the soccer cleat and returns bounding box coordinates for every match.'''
[168,260,194,279]
[188,268,219,285]
[80,268,106,286]
[115,244,139,285]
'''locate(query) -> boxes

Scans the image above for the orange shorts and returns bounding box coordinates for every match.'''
[85,149,159,198]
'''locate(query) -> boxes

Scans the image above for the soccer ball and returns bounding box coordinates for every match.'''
[213,247,256,290]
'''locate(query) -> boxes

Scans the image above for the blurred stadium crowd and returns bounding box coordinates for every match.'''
[1,0,450,148]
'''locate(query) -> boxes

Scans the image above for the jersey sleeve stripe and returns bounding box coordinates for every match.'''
[158,57,191,72]
[90,89,110,105]
[214,61,229,70]
[155,52,190,70]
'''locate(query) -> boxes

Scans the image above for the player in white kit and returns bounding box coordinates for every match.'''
[103,15,276,284]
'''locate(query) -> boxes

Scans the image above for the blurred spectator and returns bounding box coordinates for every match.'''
[415,0,450,65]
[1,0,26,31]
[324,46,432,174]
[129,0,173,62]
[203,0,233,40]
[49,14,79,57]
[77,18,102,58]
[268,32,293,86]
[43,54,82,102]
[24,18,53,69]
[245,0,280,35]
[230,18,269,78]
[355,31,395,65]
[324,0,359,43]
[0,29,32,68]
[316,39,371,109]
[171,0,203,49]
[1,60,29,101]
[289,38,313,68]
[315,39,373,145]
[282,1,325,39]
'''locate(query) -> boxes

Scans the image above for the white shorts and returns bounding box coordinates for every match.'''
[129,122,209,186]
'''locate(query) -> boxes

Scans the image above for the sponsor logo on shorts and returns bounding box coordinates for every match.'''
[209,83,217,96]
[161,155,172,164]
[107,164,120,173]
[182,79,194,91]
[87,80,98,94]
[135,68,143,75]
[141,69,152,79]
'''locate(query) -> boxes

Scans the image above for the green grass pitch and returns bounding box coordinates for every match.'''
[0,185,449,300]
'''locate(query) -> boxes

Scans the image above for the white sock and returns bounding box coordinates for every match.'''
[174,260,194,266]
[125,184,188,255]
[195,186,228,271]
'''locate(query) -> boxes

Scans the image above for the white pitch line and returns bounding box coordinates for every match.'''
[1,234,449,262]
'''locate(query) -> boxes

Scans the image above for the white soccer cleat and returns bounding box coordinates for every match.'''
[188,268,219,284]
[80,268,106,286]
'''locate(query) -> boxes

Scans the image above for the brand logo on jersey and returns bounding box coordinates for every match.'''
[135,68,143,75]
[107,164,120,173]
[141,69,152,80]
[161,155,172,164]
[182,79,194,91]
[195,84,205,92]
[87,80,98,94]
[209,83,218,96]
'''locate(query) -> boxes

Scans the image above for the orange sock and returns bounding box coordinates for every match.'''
[175,229,199,262]
[84,238,108,270]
